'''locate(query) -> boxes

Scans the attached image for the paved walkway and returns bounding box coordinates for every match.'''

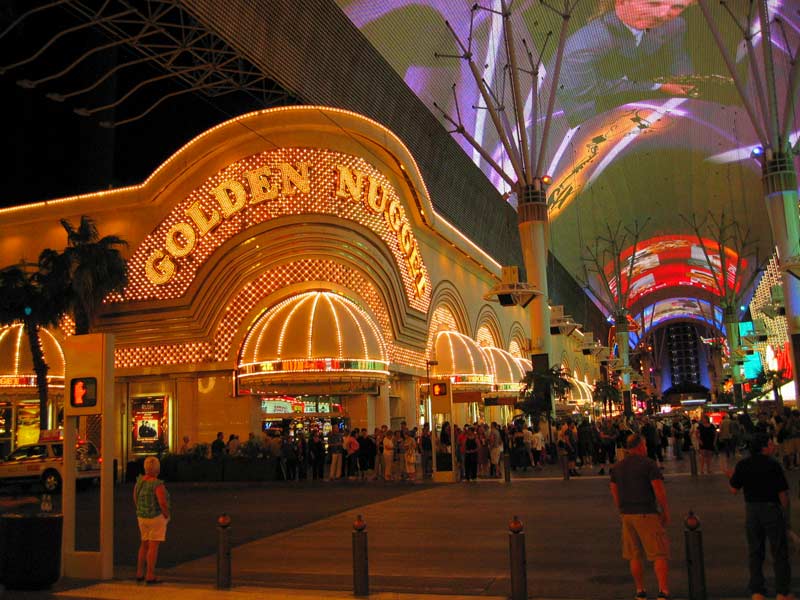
[5,455,797,599]
[14,580,759,600]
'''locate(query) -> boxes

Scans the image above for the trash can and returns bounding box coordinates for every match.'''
[0,512,62,589]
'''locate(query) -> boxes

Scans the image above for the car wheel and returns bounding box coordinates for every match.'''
[41,469,62,493]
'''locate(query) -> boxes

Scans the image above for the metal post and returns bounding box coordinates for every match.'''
[216,513,232,590]
[684,511,707,600]
[508,516,527,600]
[689,447,698,477]
[503,452,512,483]
[352,515,369,596]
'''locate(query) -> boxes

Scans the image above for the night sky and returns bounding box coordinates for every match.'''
[0,0,295,209]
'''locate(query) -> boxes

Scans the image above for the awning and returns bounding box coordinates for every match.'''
[238,291,389,392]
[0,324,64,389]
[566,376,594,404]
[483,346,526,395]
[431,331,493,392]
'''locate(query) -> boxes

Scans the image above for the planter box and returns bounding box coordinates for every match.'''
[223,457,278,481]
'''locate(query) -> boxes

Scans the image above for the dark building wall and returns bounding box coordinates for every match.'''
[548,255,610,343]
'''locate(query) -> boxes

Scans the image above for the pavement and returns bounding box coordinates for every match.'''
[2,455,798,600]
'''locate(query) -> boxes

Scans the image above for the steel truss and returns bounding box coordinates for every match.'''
[0,0,295,127]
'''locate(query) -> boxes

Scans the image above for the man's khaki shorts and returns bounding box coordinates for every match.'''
[138,514,168,542]
[621,513,669,561]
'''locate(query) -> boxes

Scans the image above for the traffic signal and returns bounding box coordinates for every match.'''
[432,382,448,396]
[64,333,115,417]
[70,377,97,408]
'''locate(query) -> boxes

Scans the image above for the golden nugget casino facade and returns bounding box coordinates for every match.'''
[0,106,554,463]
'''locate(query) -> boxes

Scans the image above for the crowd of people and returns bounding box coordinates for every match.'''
[152,406,798,597]
[171,406,800,486]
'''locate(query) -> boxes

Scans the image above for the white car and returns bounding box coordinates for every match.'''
[0,440,101,493]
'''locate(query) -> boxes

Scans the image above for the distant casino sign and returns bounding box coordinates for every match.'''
[144,152,427,297]
[0,375,37,387]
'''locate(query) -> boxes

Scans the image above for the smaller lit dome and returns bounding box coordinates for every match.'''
[515,357,532,374]
[484,347,527,394]
[238,291,388,392]
[0,324,65,388]
[432,331,492,390]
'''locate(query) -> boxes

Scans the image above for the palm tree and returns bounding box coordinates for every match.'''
[593,380,621,417]
[518,365,571,419]
[59,216,128,334]
[0,253,69,430]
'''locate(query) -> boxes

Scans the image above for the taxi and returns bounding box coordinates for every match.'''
[0,438,100,493]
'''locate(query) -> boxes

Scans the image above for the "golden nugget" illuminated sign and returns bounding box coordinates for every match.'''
[145,156,427,297]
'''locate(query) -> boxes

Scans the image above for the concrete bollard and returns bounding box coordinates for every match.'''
[689,447,698,477]
[216,513,232,590]
[352,514,369,596]
[560,451,570,481]
[503,452,512,483]
[684,510,707,600]
[508,516,527,600]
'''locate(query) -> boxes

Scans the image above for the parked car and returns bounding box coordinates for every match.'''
[0,440,100,492]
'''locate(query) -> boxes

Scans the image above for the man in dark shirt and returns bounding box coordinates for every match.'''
[610,433,671,600]
[210,432,225,458]
[728,433,792,600]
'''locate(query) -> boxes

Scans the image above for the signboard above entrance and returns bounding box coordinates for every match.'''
[130,148,429,305]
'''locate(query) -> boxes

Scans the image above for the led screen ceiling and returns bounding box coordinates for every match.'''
[607,235,742,307]
[629,297,725,346]
[339,0,798,330]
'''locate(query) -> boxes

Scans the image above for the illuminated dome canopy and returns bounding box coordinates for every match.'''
[0,324,65,388]
[484,346,526,394]
[238,291,388,392]
[432,331,492,389]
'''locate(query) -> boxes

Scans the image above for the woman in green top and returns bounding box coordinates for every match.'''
[134,456,170,584]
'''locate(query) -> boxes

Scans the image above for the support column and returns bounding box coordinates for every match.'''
[518,185,551,366]
[763,153,800,399]
[375,383,390,429]
[616,314,632,417]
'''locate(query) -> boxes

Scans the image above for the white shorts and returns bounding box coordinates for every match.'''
[138,514,168,542]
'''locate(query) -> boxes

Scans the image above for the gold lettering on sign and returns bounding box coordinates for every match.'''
[280,162,310,195]
[145,249,176,285]
[335,165,366,202]
[143,156,427,298]
[366,177,388,213]
[245,166,279,204]
[333,163,426,297]
[185,201,221,235]
[213,180,247,218]
[165,222,196,258]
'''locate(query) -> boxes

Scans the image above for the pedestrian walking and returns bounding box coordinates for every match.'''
[464,427,479,481]
[328,427,344,480]
[609,433,671,600]
[134,456,170,585]
[309,430,326,480]
[728,432,792,600]
[697,415,717,475]
[403,431,417,481]
[382,429,394,481]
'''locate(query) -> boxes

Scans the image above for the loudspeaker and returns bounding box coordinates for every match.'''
[498,293,516,306]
